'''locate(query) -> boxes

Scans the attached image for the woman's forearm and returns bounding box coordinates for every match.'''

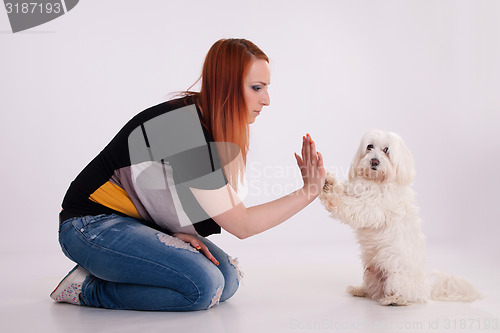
[240,186,317,238]
[194,183,319,239]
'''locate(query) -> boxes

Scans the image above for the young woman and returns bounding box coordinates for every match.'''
[51,38,325,311]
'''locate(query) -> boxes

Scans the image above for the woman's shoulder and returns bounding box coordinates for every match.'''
[135,95,197,121]
[115,95,197,134]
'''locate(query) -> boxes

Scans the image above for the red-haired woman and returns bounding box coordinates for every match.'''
[51,39,325,311]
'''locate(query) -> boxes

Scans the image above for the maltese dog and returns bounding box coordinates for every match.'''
[320,129,480,306]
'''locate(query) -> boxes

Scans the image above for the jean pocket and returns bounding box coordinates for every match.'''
[80,214,115,227]
[79,214,119,241]
[59,216,78,236]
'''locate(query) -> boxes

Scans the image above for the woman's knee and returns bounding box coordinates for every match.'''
[195,238,242,303]
[219,256,243,302]
[191,267,225,310]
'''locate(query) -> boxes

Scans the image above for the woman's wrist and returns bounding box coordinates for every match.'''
[300,183,321,202]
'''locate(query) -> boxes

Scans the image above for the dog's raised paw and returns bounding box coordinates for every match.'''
[323,171,336,193]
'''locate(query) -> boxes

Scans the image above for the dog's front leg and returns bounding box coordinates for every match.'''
[319,170,341,214]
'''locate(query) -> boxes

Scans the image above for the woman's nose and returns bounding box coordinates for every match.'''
[261,91,270,106]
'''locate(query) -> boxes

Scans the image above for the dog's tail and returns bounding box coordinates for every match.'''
[429,270,481,302]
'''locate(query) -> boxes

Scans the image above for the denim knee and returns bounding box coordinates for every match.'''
[220,256,242,302]
[192,267,225,310]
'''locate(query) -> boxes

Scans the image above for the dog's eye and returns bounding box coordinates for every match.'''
[367,144,374,150]
[383,147,389,154]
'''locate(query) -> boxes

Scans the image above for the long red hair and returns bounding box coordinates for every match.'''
[187,39,269,189]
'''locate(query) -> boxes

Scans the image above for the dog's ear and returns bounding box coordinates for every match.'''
[348,135,368,181]
[390,132,415,186]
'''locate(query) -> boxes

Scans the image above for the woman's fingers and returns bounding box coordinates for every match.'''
[173,233,219,266]
[309,137,316,165]
[200,246,219,266]
[192,240,219,266]
[191,240,219,266]
[301,135,307,163]
[294,152,302,165]
[297,134,326,197]
[294,153,305,176]
[302,134,319,166]
[301,134,325,174]
[317,151,324,167]
[305,135,311,165]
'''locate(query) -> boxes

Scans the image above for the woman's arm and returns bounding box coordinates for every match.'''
[191,134,325,239]
[211,185,320,239]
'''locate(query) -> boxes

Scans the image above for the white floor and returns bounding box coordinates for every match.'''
[1,239,499,333]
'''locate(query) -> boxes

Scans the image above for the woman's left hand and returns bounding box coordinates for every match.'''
[173,233,219,266]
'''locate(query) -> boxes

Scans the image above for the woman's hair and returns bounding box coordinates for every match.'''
[186,38,269,190]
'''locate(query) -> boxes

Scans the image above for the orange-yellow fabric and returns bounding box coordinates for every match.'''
[89,181,141,219]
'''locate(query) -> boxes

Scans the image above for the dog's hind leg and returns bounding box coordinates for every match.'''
[347,285,367,297]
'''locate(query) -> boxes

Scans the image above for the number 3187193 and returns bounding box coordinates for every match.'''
[5,2,62,14]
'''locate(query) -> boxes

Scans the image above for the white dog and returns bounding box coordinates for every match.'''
[320,129,480,306]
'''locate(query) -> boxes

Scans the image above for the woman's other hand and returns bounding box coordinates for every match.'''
[173,233,219,266]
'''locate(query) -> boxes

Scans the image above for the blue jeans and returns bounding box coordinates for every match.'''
[58,214,241,311]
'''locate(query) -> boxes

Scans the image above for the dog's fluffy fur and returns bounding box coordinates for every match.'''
[320,129,480,306]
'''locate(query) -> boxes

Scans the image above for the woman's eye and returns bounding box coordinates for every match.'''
[367,144,374,150]
[252,85,261,91]
[383,147,389,154]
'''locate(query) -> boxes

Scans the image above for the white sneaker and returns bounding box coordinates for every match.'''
[50,265,90,305]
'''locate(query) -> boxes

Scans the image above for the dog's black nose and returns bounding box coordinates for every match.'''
[370,158,380,167]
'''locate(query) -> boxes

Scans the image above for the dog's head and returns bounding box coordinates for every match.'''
[348,129,415,185]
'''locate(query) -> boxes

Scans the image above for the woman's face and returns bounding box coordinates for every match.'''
[243,58,271,124]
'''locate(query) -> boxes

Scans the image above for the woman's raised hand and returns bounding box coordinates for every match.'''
[294,134,326,199]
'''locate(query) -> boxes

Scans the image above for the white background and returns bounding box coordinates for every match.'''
[1,0,499,253]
